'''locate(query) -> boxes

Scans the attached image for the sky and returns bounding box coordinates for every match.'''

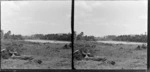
[75,0,147,37]
[1,0,147,37]
[1,1,71,36]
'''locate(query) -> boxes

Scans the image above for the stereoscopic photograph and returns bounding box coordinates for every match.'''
[1,0,148,70]
[74,0,147,69]
[1,1,71,69]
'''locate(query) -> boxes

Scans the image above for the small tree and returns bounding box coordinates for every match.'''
[4,30,11,39]
[77,32,84,40]
[74,31,77,41]
[1,30,4,39]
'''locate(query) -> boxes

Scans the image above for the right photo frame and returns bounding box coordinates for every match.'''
[73,0,148,70]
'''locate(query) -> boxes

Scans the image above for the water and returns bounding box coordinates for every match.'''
[25,39,146,45]
[24,39,70,44]
[97,40,147,45]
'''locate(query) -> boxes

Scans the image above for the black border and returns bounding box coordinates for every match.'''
[148,0,149,71]
[0,1,1,71]
[71,0,75,70]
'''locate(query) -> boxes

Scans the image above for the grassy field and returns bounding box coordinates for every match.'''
[1,40,147,69]
[1,40,71,69]
[74,41,147,69]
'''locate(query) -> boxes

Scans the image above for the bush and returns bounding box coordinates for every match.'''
[63,44,71,49]
[74,47,94,60]
[136,44,147,50]
[1,49,12,59]
[73,50,84,60]
[4,41,24,55]
[141,44,147,49]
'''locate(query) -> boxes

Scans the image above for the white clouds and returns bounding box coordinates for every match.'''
[1,1,71,35]
[139,15,147,20]
[75,1,92,11]
[75,1,104,24]
[75,1,147,36]
[1,1,28,13]
[1,2,18,16]
[91,2,102,7]
[75,1,103,23]
[75,1,102,12]
[1,1,29,21]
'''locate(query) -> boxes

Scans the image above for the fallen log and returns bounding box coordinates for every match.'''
[84,56,107,62]
[84,56,116,65]
[11,55,33,60]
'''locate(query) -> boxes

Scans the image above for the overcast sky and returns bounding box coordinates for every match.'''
[1,1,147,37]
[75,0,147,37]
[1,1,71,36]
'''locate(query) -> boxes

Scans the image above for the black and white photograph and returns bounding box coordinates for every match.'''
[74,0,147,69]
[0,0,148,71]
[1,1,72,69]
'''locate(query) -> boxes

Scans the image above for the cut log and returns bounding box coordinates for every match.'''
[85,56,107,62]
[33,59,42,64]
[11,55,33,60]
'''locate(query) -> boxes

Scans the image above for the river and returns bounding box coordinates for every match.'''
[24,39,70,44]
[25,39,147,45]
[97,40,147,45]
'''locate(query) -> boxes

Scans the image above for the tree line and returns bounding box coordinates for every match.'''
[1,30,71,41]
[30,33,71,41]
[74,31,96,41]
[112,34,147,42]
[1,30,24,40]
[1,30,146,42]
[26,31,96,41]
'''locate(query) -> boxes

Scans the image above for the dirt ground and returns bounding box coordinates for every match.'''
[74,41,147,69]
[1,40,71,69]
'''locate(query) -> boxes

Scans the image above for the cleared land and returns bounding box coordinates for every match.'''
[74,41,147,69]
[1,40,71,69]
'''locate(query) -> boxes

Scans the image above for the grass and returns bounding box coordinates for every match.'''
[1,39,71,69]
[1,40,147,69]
[74,41,147,69]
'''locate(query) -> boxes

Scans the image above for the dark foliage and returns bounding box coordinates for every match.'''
[74,47,94,60]
[1,30,4,39]
[41,33,71,41]
[136,44,147,50]
[4,41,24,55]
[1,30,24,40]
[75,31,96,41]
[10,34,24,40]
[1,49,12,59]
[34,59,42,64]
[63,44,71,49]
[27,33,71,41]
[113,34,147,42]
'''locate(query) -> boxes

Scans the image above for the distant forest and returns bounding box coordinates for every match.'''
[1,30,147,42]
[1,30,24,40]
[74,31,96,41]
[0,30,71,41]
[26,33,71,41]
[97,34,147,42]
[112,35,147,42]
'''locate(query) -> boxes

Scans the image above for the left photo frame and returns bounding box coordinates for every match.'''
[1,0,72,69]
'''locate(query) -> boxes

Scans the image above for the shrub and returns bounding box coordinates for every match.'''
[74,48,94,60]
[1,49,12,59]
[63,44,71,49]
